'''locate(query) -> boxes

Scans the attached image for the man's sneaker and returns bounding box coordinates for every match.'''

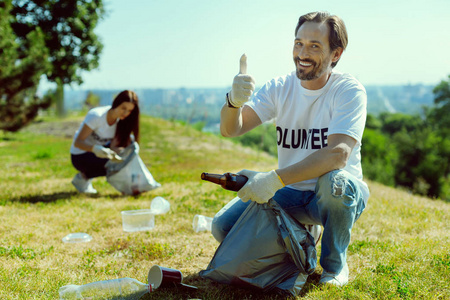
[319,263,349,286]
[71,173,97,194]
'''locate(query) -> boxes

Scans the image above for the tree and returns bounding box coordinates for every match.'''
[361,128,397,186]
[362,103,449,199]
[429,75,450,136]
[84,91,100,109]
[393,127,448,199]
[365,113,382,130]
[10,0,104,116]
[428,75,450,198]
[232,123,278,157]
[0,0,51,132]
[433,75,450,106]
[379,112,423,136]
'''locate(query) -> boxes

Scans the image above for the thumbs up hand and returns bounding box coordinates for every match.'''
[229,54,255,108]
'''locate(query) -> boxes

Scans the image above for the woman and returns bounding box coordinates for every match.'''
[70,90,140,194]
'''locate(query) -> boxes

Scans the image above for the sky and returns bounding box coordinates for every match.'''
[54,0,450,90]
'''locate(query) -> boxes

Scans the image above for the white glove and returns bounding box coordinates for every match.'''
[237,170,285,204]
[228,54,256,108]
[92,145,117,160]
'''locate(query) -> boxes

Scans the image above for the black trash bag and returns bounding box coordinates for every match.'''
[105,142,161,195]
[199,199,317,296]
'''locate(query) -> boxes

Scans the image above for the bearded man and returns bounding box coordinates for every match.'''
[212,11,370,286]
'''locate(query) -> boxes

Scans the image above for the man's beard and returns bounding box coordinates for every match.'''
[294,57,328,81]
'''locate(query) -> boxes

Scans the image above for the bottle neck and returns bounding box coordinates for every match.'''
[201,173,223,184]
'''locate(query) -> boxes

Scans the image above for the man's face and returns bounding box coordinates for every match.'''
[293,21,334,82]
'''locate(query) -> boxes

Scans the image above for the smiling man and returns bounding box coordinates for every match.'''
[213,11,370,286]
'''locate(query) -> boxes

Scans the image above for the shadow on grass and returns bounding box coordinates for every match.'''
[9,191,90,204]
[140,273,322,300]
[100,193,152,200]
[7,191,153,204]
[298,271,322,296]
[0,136,16,142]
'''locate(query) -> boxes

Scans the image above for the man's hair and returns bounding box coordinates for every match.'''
[295,11,348,68]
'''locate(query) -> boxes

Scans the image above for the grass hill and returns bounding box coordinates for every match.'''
[0,115,448,299]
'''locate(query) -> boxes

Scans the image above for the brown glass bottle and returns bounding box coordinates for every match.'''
[201,172,248,192]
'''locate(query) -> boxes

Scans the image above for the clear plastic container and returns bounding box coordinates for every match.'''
[150,196,170,215]
[193,215,213,232]
[62,233,93,243]
[121,209,155,232]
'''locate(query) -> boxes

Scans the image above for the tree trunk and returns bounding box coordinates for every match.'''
[55,79,65,117]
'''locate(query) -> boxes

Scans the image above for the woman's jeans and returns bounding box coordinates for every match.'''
[71,152,109,179]
[211,169,367,275]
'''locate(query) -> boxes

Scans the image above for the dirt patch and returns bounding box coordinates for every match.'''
[24,120,81,139]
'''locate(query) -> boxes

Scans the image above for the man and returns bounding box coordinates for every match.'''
[211,11,370,286]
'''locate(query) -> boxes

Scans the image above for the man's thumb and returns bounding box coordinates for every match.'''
[239,53,247,74]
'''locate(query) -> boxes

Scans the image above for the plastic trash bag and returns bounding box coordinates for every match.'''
[199,199,317,296]
[105,142,161,195]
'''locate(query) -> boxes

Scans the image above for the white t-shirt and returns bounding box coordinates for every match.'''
[70,106,118,155]
[247,70,370,202]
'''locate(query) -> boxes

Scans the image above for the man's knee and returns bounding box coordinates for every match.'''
[316,170,358,205]
[211,216,227,243]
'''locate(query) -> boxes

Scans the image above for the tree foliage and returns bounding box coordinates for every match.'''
[429,75,450,138]
[361,128,397,186]
[84,91,101,109]
[0,0,51,131]
[361,76,450,199]
[0,0,104,132]
[11,0,104,85]
[232,123,278,157]
[379,112,422,136]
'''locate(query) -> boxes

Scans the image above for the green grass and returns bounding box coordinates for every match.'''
[0,115,448,299]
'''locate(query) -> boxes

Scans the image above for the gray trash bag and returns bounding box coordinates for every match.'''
[199,199,317,296]
[105,142,161,195]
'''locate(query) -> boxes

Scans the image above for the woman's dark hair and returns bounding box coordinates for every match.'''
[112,90,140,147]
[295,11,348,68]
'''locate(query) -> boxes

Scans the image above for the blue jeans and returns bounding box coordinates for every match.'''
[211,169,367,275]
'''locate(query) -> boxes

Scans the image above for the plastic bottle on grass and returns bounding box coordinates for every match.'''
[59,277,153,300]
